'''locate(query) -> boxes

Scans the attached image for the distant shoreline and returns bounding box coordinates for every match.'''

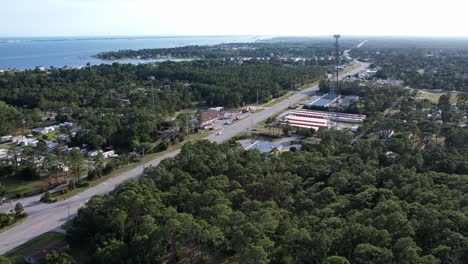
[0,35,263,44]
[0,35,259,70]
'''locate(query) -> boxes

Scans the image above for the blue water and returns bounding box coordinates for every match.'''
[0,36,262,70]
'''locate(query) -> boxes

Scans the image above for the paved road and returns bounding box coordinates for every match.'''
[0,61,369,255]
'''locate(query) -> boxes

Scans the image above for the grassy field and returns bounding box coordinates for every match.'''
[4,232,65,264]
[1,166,89,199]
[417,91,458,104]
[1,177,47,198]
[52,130,212,201]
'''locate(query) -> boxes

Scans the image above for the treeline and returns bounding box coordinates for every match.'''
[67,137,468,264]
[95,41,343,63]
[0,60,326,111]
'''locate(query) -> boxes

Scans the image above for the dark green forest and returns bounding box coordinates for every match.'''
[65,80,468,263]
[67,135,468,264]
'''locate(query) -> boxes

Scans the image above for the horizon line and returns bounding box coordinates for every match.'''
[2,34,468,39]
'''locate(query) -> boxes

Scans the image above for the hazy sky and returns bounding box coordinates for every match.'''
[2,0,467,37]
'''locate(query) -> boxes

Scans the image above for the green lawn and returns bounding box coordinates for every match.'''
[4,232,65,264]
[0,177,47,198]
[417,91,458,104]
[1,166,88,199]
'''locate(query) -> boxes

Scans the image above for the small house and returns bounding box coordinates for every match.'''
[0,135,12,143]
[102,150,118,159]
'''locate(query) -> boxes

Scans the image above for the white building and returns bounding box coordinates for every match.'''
[208,107,224,112]
[102,150,118,159]
[0,135,12,143]
[32,126,57,135]
[87,150,103,157]
[284,109,366,130]
[0,149,8,159]
[12,135,27,144]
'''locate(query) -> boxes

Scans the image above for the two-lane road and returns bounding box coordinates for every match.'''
[0,60,369,255]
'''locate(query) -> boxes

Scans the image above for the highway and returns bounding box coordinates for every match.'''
[0,60,369,255]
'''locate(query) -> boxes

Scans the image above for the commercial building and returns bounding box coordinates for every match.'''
[284,109,366,130]
[310,94,339,107]
[201,109,225,126]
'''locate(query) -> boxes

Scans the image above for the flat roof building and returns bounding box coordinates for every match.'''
[284,109,366,130]
[246,141,283,153]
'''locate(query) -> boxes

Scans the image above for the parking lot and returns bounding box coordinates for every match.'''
[205,111,252,131]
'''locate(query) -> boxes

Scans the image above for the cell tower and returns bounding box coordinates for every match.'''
[329,34,341,128]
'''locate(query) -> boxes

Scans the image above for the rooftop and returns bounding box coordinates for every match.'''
[246,141,282,153]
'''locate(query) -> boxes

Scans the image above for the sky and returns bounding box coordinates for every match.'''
[1,0,468,37]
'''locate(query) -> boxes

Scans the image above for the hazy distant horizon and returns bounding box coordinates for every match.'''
[3,0,468,37]
[2,35,468,40]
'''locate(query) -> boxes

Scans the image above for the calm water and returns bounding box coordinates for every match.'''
[0,36,262,70]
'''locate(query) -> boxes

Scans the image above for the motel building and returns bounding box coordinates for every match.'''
[284,109,366,130]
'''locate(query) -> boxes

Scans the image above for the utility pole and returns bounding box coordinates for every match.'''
[329,34,341,129]
[142,147,145,170]
[148,76,157,134]
[186,114,189,138]
[148,76,156,115]
[256,89,259,106]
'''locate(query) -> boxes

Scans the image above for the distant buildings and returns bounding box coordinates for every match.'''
[374,78,404,86]
[11,136,39,147]
[35,66,46,72]
[32,125,60,135]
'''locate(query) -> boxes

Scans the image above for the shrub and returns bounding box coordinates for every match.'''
[16,166,40,181]
[159,142,169,151]
[40,192,56,203]
[103,163,114,175]
[77,181,89,188]
[0,213,14,228]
